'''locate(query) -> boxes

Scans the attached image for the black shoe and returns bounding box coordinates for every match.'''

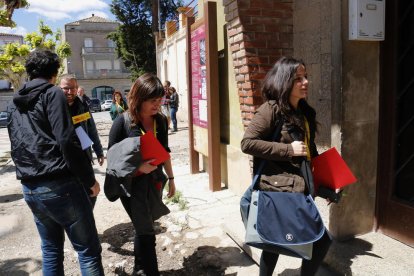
[133,267,146,276]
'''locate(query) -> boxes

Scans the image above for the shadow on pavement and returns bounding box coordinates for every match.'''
[0,257,41,275]
[99,222,168,257]
[0,162,15,174]
[160,245,254,276]
[324,238,381,275]
[0,193,23,203]
[99,222,135,256]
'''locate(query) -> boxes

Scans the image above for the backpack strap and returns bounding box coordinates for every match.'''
[123,112,132,136]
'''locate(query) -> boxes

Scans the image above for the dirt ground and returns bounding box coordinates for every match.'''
[0,114,250,275]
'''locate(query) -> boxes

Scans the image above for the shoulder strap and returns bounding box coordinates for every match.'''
[250,119,284,190]
[123,112,131,136]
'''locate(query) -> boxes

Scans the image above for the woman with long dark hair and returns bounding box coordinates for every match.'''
[107,73,176,276]
[241,57,332,275]
[109,90,128,120]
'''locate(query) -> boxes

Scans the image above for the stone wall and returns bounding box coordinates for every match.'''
[78,78,133,98]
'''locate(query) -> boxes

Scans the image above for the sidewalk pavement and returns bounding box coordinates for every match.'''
[0,128,10,162]
[1,126,414,275]
[172,163,414,275]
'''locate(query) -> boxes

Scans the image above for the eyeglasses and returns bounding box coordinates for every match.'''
[293,76,308,84]
[61,87,77,92]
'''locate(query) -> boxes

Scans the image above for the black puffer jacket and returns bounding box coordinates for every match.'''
[7,78,95,188]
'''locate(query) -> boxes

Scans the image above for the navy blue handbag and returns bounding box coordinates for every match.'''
[244,190,325,259]
[240,120,325,259]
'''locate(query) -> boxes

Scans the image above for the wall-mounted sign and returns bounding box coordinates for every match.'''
[191,24,208,128]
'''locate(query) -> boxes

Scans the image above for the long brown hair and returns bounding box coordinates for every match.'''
[112,91,125,104]
[262,56,317,132]
[127,73,165,123]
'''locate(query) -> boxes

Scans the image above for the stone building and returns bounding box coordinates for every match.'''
[63,14,131,100]
[157,0,414,248]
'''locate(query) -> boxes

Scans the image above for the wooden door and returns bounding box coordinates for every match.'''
[378,0,414,246]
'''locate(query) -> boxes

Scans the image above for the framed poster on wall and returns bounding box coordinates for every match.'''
[191,24,208,128]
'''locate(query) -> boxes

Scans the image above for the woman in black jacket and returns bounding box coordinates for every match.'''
[107,73,176,276]
[241,57,332,276]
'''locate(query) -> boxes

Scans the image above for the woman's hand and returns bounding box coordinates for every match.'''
[167,179,176,198]
[89,180,100,197]
[291,141,307,156]
[137,159,157,174]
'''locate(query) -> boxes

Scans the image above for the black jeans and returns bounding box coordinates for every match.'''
[120,196,159,276]
[259,230,332,276]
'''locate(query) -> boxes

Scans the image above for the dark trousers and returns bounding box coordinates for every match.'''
[170,107,178,131]
[120,196,159,276]
[259,230,332,276]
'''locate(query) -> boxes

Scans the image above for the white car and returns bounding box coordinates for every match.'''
[101,100,112,111]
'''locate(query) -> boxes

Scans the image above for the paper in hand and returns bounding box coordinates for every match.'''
[75,126,94,150]
[312,147,357,191]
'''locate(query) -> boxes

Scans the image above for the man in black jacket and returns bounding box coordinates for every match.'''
[77,85,91,106]
[60,75,104,208]
[7,50,104,275]
[60,75,104,167]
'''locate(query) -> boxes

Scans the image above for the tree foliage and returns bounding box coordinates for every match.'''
[0,0,29,27]
[0,21,71,90]
[108,0,183,79]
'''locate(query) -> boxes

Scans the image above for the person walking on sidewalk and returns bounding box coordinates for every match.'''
[241,56,332,276]
[7,50,104,275]
[161,80,171,128]
[109,91,128,121]
[169,86,179,132]
[107,73,176,276]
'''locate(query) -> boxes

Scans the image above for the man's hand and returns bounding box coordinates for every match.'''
[97,156,104,166]
[138,159,157,174]
[89,180,100,197]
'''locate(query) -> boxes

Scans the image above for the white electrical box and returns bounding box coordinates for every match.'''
[349,0,385,41]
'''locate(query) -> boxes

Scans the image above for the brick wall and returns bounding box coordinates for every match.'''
[223,0,293,126]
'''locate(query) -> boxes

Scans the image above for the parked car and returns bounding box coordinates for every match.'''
[0,111,8,128]
[89,98,102,112]
[101,100,112,111]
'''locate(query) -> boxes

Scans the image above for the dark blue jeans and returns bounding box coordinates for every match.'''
[170,107,178,131]
[22,176,104,276]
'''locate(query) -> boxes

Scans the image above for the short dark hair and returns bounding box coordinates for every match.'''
[25,50,60,80]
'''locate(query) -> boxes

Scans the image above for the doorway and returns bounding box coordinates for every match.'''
[378,0,414,246]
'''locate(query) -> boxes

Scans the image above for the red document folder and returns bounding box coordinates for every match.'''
[140,131,170,166]
[312,147,357,191]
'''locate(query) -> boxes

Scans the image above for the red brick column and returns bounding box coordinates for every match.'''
[223,0,293,126]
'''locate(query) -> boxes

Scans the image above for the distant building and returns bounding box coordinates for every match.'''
[63,14,131,101]
[0,33,24,91]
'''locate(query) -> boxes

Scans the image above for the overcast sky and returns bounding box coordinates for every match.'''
[0,0,116,36]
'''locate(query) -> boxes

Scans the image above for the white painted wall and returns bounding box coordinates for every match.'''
[156,28,189,123]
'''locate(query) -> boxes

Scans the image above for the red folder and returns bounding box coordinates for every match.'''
[312,147,357,191]
[140,131,170,166]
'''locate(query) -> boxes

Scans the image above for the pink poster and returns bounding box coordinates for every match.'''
[191,24,207,128]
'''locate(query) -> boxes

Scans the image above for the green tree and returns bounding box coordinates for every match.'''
[0,0,29,27]
[108,0,183,79]
[0,20,71,90]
